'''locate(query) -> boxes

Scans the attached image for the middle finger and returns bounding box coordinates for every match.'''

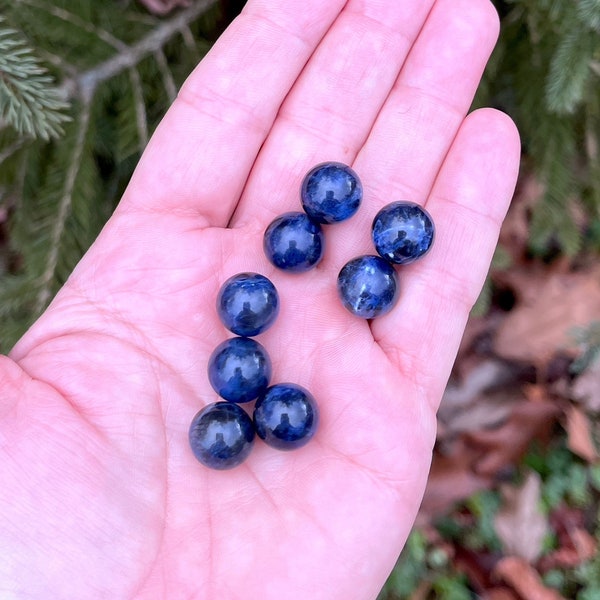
[229,0,437,229]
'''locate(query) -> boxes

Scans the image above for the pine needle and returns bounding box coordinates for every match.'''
[0,19,71,140]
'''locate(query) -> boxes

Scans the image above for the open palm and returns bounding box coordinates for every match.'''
[1,0,520,598]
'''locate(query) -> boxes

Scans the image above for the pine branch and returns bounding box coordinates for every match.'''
[577,0,600,33]
[19,1,154,152]
[12,0,217,100]
[0,19,70,140]
[546,25,596,114]
[29,0,219,311]
[0,0,221,345]
[74,0,218,99]
[36,95,92,312]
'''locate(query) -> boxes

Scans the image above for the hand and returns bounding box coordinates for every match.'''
[1,0,520,598]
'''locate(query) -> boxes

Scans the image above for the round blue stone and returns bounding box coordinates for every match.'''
[337,255,399,319]
[300,162,362,224]
[253,383,319,451]
[208,337,272,403]
[263,211,324,272]
[217,272,279,336]
[189,402,255,470]
[372,201,435,265]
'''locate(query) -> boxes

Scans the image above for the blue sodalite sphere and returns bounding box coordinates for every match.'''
[372,201,435,265]
[337,255,399,319]
[263,211,324,272]
[217,272,279,336]
[253,383,319,450]
[300,162,362,224]
[208,337,272,403]
[189,402,255,470]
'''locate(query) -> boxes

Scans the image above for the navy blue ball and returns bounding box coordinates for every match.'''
[301,162,362,224]
[253,383,319,450]
[208,337,272,403]
[189,402,255,470]
[337,255,399,319]
[263,211,324,272]
[372,201,435,265]
[217,272,279,336]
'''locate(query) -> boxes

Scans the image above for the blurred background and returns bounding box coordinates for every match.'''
[0,1,598,598]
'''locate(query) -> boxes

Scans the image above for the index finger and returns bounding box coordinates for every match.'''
[118,0,348,227]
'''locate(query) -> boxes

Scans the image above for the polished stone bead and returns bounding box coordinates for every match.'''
[337,255,399,319]
[263,211,324,272]
[300,162,362,224]
[189,402,255,470]
[253,383,319,450]
[208,337,272,403]
[217,272,279,336]
[372,201,435,265]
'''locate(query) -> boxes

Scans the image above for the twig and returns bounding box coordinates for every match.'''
[154,48,178,102]
[129,67,149,149]
[15,0,217,100]
[76,0,218,98]
[16,0,127,49]
[181,24,201,62]
[36,92,92,313]
[0,138,28,166]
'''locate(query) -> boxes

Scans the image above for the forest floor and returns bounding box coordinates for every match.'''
[381,172,600,599]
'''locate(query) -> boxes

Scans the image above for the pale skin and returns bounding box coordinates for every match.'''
[0,0,521,598]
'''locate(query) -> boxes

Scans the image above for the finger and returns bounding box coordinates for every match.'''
[229,0,437,229]
[322,0,502,265]
[371,108,521,408]
[118,0,348,227]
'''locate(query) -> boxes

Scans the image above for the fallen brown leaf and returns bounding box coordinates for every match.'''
[441,389,521,438]
[539,506,598,571]
[439,359,520,436]
[494,268,600,364]
[408,581,431,600]
[494,262,562,307]
[494,472,548,563]
[498,171,543,262]
[523,383,550,403]
[454,312,505,374]
[565,405,598,463]
[494,556,565,600]
[438,359,522,443]
[452,545,500,593]
[442,360,512,412]
[484,588,521,600]
[418,440,492,523]
[539,527,598,570]
[463,399,561,477]
[422,396,560,521]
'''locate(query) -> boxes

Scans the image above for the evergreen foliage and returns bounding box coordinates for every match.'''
[0,0,220,351]
[478,0,600,258]
[0,18,70,140]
